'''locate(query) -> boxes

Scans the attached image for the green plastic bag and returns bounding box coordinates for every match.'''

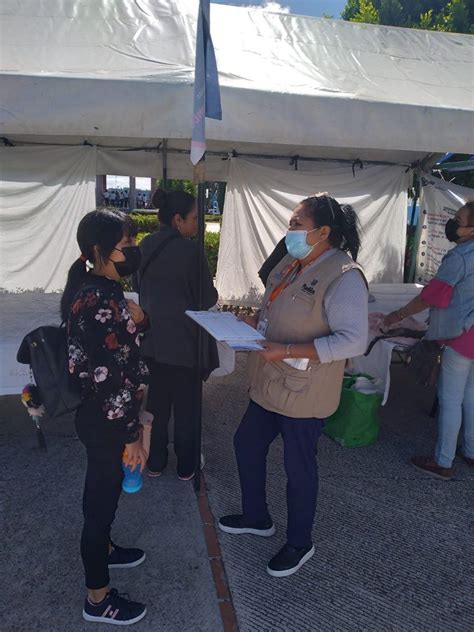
[323,375,383,448]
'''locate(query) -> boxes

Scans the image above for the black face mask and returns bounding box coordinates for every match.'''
[445,219,460,243]
[110,246,142,277]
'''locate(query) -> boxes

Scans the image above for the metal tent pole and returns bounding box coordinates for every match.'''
[194,159,206,492]
[162,139,168,188]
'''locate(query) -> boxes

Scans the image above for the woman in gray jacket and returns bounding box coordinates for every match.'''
[139,189,218,481]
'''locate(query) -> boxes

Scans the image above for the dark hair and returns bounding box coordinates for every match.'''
[300,193,361,261]
[152,188,195,225]
[60,209,137,321]
[463,200,474,225]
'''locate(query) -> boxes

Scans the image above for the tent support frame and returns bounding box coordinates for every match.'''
[0,136,418,169]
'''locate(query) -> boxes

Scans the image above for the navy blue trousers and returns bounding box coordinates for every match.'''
[234,400,324,549]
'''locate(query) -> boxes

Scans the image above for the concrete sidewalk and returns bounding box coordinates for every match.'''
[202,359,474,631]
[2,360,473,631]
[0,397,223,632]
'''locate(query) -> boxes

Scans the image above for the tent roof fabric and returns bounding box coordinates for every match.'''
[1,0,473,161]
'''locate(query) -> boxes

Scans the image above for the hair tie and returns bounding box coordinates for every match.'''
[79,254,87,262]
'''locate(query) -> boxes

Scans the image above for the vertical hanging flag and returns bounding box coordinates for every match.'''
[190,0,222,165]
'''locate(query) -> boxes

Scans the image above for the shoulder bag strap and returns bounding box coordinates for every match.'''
[137,234,180,293]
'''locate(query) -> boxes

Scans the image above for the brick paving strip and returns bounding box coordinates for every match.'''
[195,472,239,632]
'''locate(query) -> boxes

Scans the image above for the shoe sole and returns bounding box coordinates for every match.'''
[108,552,146,569]
[411,463,453,481]
[147,471,162,478]
[83,607,147,625]
[178,473,195,481]
[267,546,315,578]
[218,522,276,537]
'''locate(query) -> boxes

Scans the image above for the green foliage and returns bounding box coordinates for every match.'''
[129,212,159,233]
[155,179,198,197]
[351,0,380,23]
[439,0,471,32]
[204,231,220,277]
[419,9,435,28]
[341,0,474,32]
[379,0,404,24]
[342,0,362,20]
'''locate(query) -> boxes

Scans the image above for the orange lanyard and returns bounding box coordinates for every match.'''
[267,260,301,308]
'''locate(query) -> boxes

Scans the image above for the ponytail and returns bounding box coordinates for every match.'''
[60,257,90,321]
[301,194,361,261]
[60,209,138,322]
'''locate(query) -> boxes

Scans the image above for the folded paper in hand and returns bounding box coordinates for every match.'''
[185,311,265,351]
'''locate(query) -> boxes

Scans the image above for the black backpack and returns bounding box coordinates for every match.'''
[17,323,82,418]
[16,283,99,418]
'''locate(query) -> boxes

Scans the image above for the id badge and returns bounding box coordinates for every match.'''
[257,318,269,337]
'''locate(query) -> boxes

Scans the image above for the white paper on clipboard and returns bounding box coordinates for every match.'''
[185,310,265,351]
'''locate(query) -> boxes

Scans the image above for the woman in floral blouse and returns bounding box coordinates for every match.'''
[60,209,149,626]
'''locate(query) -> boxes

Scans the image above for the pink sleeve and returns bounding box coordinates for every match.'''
[420,278,454,308]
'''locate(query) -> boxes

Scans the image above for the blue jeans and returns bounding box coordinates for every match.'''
[234,401,324,549]
[435,346,474,468]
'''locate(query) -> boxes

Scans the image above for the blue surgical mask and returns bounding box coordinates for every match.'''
[285,228,319,260]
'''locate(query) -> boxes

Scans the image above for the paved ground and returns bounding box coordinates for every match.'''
[2,359,473,631]
[202,358,474,632]
[0,398,222,632]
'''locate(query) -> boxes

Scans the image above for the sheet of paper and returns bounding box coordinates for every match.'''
[283,358,310,371]
[225,340,264,351]
[185,310,265,343]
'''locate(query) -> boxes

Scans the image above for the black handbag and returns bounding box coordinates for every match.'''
[406,339,442,388]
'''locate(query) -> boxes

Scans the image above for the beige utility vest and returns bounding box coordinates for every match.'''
[248,249,366,419]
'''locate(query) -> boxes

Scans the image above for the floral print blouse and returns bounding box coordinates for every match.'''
[67,276,150,441]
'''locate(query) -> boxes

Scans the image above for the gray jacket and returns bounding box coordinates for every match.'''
[139,226,218,372]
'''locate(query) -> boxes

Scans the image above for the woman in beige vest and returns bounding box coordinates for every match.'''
[219,194,369,578]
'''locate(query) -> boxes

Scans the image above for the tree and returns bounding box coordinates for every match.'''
[341,0,473,32]
[156,178,197,197]
[440,0,470,31]
[379,0,404,24]
[350,0,380,23]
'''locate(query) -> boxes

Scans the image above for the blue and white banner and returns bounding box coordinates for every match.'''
[416,174,473,283]
[190,0,222,165]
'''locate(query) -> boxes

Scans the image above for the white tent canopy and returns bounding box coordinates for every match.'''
[1,0,473,164]
[1,0,474,294]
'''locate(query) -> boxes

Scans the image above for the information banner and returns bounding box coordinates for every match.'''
[415,174,473,283]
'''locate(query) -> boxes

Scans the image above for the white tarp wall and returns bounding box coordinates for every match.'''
[216,159,409,306]
[415,174,474,284]
[0,146,96,292]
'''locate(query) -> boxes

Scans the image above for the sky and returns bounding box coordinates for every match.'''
[107,176,152,191]
[210,0,347,18]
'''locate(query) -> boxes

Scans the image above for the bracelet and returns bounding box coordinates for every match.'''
[286,344,292,357]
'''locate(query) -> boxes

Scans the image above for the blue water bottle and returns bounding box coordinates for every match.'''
[122,451,143,494]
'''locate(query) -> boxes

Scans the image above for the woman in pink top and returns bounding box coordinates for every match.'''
[385,202,474,480]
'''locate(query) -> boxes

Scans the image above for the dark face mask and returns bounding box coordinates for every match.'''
[110,246,142,277]
[445,219,460,243]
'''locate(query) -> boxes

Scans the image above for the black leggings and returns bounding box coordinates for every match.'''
[146,360,200,478]
[75,401,125,590]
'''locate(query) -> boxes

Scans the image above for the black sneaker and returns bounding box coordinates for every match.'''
[267,544,314,577]
[218,514,275,537]
[83,588,147,625]
[108,543,146,569]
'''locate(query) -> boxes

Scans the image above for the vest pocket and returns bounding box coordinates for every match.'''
[262,363,310,411]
